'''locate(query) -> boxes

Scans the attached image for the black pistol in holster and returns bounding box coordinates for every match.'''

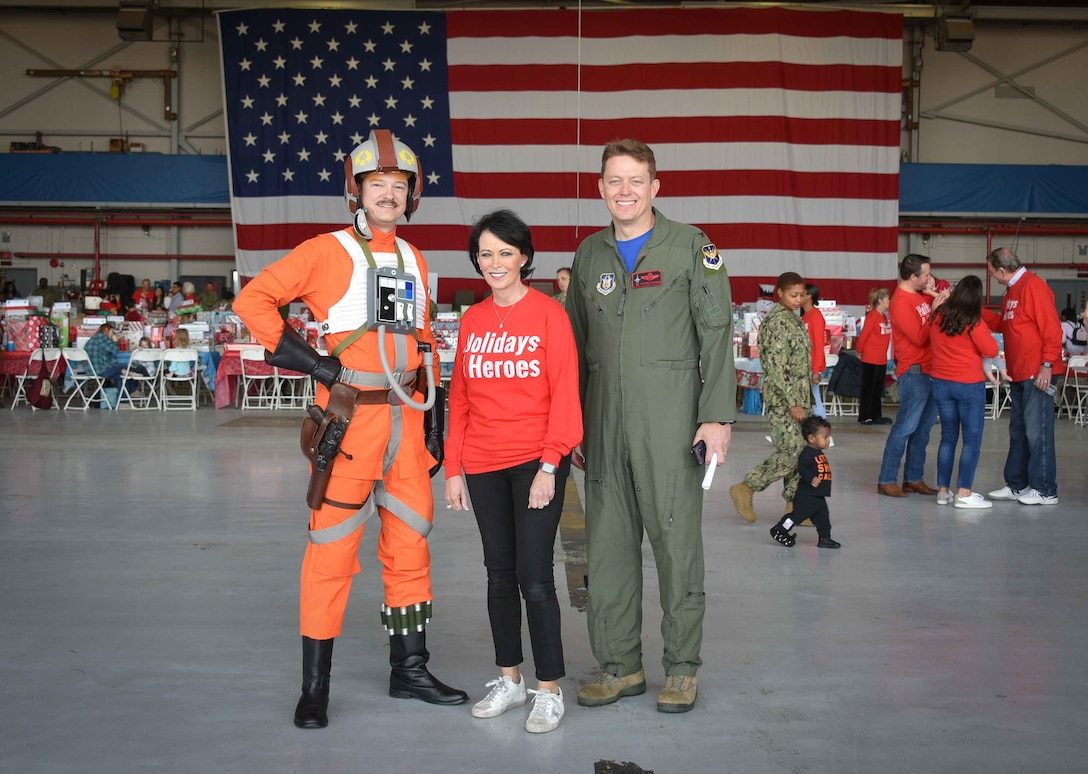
[299,382,358,510]
[266,324,353,511]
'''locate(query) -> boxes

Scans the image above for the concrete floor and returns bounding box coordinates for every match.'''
[1,406,1086,774]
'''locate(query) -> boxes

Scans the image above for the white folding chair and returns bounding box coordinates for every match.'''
[275,366,313,410]
[826,355,860,418]
[11,348,64,410]
[1060,355,1088,426]
[61,347,110,410]
[161,349,200,410]
[820,354,840,416]
[119,349,164,410]
[239,348,278,409]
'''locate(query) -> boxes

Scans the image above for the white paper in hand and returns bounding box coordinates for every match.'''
[701,453,719,490]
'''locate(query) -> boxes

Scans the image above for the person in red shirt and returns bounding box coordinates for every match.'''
[929,276,999,508]
[801,284,828,418]
[234,129,467,730]
[856,287,892,425]
[132,278,155,308]
[444,210,582,734]
[877,254,948,498]
[983,247,1063,506]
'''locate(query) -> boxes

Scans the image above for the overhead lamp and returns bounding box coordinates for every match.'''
[117,1,155,42]
[936,14,975,53]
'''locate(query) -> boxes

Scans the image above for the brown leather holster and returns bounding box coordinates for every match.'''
[299,370,422,510]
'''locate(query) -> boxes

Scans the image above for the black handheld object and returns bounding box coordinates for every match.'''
[307,405,349,473]
[424,385,446,478]
[691,440,707,467]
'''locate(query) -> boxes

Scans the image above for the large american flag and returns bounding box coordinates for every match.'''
[219,7,902,302]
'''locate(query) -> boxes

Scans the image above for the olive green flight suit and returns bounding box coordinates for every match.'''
[744,303,811,501]
[567,209,736,678]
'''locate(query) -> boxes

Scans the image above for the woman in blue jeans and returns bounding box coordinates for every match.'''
[927,276,1000,509]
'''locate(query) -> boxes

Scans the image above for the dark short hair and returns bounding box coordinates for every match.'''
[601,138,657,179]
[468,209,535,280]
[804,284,821,303]
[557,267,572,276]
[899,253,929,281]
[988,247,1021,273]
[801,415,831,440]
[1061,307,1077,322]
[777,272,804,291]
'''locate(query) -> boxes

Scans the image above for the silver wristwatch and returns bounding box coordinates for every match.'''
[539,462,557,475]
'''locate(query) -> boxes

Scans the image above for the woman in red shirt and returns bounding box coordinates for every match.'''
[856,287,892,425]
[929,275,999,509]
[443,209,582,734]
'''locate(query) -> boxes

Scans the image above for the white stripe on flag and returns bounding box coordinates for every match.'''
[448,33,901,68]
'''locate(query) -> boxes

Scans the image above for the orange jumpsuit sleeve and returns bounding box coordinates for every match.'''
[233,236,335,352]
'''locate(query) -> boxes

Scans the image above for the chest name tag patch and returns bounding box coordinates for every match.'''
[631,270,662,288]
[702,244,723,271]
[596,272,617,296]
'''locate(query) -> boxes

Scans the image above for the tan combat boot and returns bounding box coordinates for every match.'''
[657,675,698,713]
[576,668,646,707]
[730,481,757,522]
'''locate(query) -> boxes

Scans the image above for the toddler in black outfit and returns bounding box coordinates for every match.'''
[770,416,840,549]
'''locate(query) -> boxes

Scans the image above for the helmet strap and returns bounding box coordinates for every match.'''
[353,209,373,241]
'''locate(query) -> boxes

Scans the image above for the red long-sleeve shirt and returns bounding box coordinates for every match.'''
[803,307,826,374]
[929,316,999,383]
[983,268,1065,380]
[856,309,891,366]
[888,286,933,377]
[444,288,583,476]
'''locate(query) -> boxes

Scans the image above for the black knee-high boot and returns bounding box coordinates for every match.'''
[294,636,334,728]
[388,630,468,705]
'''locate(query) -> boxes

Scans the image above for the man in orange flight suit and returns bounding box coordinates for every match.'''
[234,129,467,730]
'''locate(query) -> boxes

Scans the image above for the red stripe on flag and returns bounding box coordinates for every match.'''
[452,117,900,148]
[452,170,900,200]
[446,8,903,40]
[449,62,901,94]
[238,221,896,255]
[236,222,345,252]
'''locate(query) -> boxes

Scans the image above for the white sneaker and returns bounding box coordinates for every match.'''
[937,491,954,506]
[954,492,993,509]
[765,436,773,444]
[988,485,1023,500]
[471,675,527,718]
[1017,490,1059,506]
[525,687,564,733]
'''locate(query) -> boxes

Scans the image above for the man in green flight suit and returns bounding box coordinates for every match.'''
[567,139,737,714]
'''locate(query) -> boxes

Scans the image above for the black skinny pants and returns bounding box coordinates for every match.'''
[859,361,886,422]
[792,495,832,538]
[465,456,570,682]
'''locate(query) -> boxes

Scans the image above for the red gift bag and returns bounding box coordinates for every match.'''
[26,358,54,410]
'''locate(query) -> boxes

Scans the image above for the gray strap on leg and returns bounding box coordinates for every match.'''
[383,406,402,474]
[308,497,378,545]
[373,486,433,538]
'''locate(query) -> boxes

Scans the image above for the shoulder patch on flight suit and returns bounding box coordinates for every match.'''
[596,272,617,296]
[701,244,723,272]
[631,270,662,288]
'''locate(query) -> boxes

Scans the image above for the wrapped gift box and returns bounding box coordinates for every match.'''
[6,317,48,351]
